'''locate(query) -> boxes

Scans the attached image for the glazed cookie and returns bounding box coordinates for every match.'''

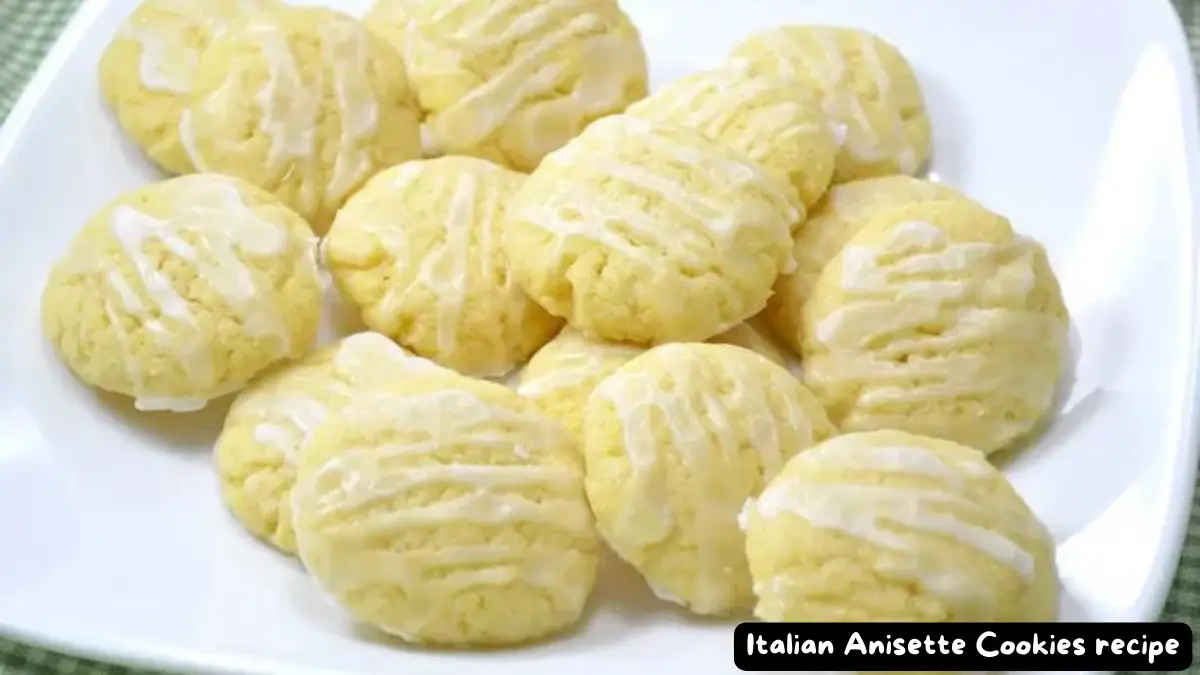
[626,63,837,208]
[41,173,322,412]
[504,114,801,345]
[182,6,423,233]
[292,371,597,647]
[741,430,1058,622]
[800,199,1069,454]
[709,322,787,367]
[516,322,785,444]
[764,175,966,353]
[323,157,562,377]
[515,327,644,444]
[364,0,649,171]
[729,25,932,183]
[98,0,280,175]
[215,332,439,554]
[583,343,834,616]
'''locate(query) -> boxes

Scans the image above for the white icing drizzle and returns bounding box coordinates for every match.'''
[122,0,274,94]
[100,174,314,412]
[238,332,437,462]
[472,166,531,367]
[590,344,816,612]
[749,27,918,173]
[515,328,643,400]
[320,19,380,205]
[185,12,380,217]
[629,65,822,164]
[360,161,524,375]
[799,442,993,479]
[402,0,643,154]
[807,220,1065,440]
[519,115,798,267]
[293,386,592,602]
[743,439,1047,612]
[517,323,782,401]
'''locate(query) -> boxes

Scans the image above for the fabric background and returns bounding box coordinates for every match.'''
[0,0,1196,673]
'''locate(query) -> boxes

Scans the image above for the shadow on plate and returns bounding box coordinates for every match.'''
[917,68,970,189]
[32,337,228,452]
[991,319,1095,469]
[588,548,749,625]
[90,388,233,452]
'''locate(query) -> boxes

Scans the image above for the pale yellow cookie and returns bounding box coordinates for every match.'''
[764,175,967,353]
[364,0,649,172]
[729,25,932,183]
[292,371,597,646]
[182,6,422,233]
[215,332,439,554]
[504,114,801,345]
[516,322,785,445]
[323,156,562,377]
[99,0,280,175]
[741,430,1058,622]
[41,173,322,412]
[626,63,836,208]
[709,321,787,366]
[583,343,834,616]
[800,199,1069,454]
[515,327,644,445]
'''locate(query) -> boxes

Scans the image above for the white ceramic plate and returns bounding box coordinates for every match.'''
[1,0,1199,674]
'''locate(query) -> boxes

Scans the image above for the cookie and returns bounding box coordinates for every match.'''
[322,156,562,377]
[98,0,280,174]
[504,114,800,345]
[292,370,597,646]
[741,430,1058,622]
[181,6,423,233]
[364,0,649,171]
[516,322,785,444]
[41,173,322,412]
[214,332,439,554]
[514,327,644,445]
[709,321,787,367]
[583,343,834,615]
[764,175,965,353]
[729,26,932,183]
[626,62,836,208]
[800,199,1069,453]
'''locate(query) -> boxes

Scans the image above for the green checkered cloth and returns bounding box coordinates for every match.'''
[1,0,1199,673]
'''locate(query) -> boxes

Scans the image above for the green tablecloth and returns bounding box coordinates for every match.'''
[1,0,1199,673]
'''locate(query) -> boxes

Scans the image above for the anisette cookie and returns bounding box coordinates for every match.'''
[764,175,966,353]
[182,6,423,233]
[322,156,562,377]
[709,322,787,367]
[215,332,438,554]
[504,114,801,345]
[516,322,785,444]
[626,62,837,208]
[363,0,649,172]
[41,174,322,412]
[800,199,1069,454]
[583,343,834,616]
[729,25,932,183]
[292,370,597,647]
[515,327,644,444]
[741,430,1058,622]
[98,0,280,175]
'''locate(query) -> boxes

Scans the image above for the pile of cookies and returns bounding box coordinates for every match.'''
[40,0,1070,650]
